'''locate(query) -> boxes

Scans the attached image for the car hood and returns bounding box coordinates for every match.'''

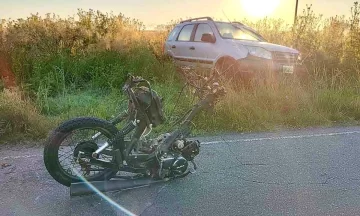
[229,40,299,54]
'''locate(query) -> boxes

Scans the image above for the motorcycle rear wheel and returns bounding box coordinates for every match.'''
[43,117,119,187]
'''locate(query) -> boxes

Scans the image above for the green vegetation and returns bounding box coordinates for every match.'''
[1,3,360,143]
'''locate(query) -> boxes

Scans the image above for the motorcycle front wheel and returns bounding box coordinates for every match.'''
[43,117,119,187]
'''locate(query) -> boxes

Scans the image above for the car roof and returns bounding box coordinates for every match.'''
[177,19,246,27]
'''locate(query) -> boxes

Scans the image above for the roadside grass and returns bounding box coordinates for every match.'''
[0,89,52,143]
[1,4,360,143]
[33,70,360,140]
[38,81,192,120]
[1,69,359,144]
[34,80,194,134]
[192,72,360,135]
[39,89,126,120]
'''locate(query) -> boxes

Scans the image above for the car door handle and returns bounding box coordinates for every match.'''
[172,45,176,48]
[189,46,195,50]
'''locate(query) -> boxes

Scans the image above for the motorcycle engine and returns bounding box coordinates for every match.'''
[157,139,200,178]
[172,139,201,161]
[159,153,189,177]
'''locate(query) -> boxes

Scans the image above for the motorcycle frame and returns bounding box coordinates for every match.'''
[88,77,220,175]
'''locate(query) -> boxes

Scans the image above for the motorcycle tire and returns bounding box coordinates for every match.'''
[43,117,119,187]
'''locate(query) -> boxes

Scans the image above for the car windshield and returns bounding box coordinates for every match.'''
[215,22,264,41]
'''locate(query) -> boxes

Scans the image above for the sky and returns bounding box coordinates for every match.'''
[0,0,357,29]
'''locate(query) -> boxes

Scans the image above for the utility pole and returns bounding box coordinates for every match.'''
[294,0,299,24]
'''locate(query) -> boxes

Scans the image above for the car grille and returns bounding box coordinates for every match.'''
[272,52,298,65]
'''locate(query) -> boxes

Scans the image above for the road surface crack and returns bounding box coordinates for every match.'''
[221,137,288,185]
[221,137,246,166]
[139,183,168,216]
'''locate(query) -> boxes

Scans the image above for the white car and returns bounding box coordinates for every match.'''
[164,17,304,81]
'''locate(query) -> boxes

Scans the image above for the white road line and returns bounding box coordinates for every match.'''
[0,154,41,161]
[201,131,360,145]
[1,131,360,160]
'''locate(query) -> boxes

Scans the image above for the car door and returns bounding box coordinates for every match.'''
[164,26,180,56]
[171,24,196,68]
[189,23,220,69]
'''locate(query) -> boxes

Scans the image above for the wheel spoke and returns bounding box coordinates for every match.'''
[56,127,114,179]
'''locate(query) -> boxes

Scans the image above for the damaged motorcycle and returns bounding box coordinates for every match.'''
[43,73,226,196]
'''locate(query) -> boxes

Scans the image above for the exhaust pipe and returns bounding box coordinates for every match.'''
[70,177,169,197]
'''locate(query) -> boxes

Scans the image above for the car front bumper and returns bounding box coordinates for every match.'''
[238,55,306,77]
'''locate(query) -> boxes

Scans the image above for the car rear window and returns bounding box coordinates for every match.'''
[167,26,180,41]
[194,24,214,42]
[177,24,195,41]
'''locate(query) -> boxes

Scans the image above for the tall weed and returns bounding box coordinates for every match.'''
[0,4,360,141]
[0,89,52,142]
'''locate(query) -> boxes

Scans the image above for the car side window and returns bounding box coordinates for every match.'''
[177,24,195,42]
[167,26,180,41]
[194,24,214,42]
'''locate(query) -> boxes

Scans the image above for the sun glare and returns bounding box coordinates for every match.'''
[240,0,280,17]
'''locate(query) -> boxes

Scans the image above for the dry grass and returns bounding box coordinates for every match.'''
[193,74,360,135]
[0,5,360,142]
[0,88,53,143]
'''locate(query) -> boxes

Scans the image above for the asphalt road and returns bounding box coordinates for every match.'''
[1,126,360,216]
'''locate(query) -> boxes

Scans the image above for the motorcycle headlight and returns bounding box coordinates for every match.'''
[245,46,272,60]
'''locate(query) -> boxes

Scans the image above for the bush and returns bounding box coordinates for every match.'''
[1,10,175,98]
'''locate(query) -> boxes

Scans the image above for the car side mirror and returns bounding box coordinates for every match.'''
[201,33,216,43]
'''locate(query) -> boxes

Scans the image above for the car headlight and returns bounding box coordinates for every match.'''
[245,46,272,60]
